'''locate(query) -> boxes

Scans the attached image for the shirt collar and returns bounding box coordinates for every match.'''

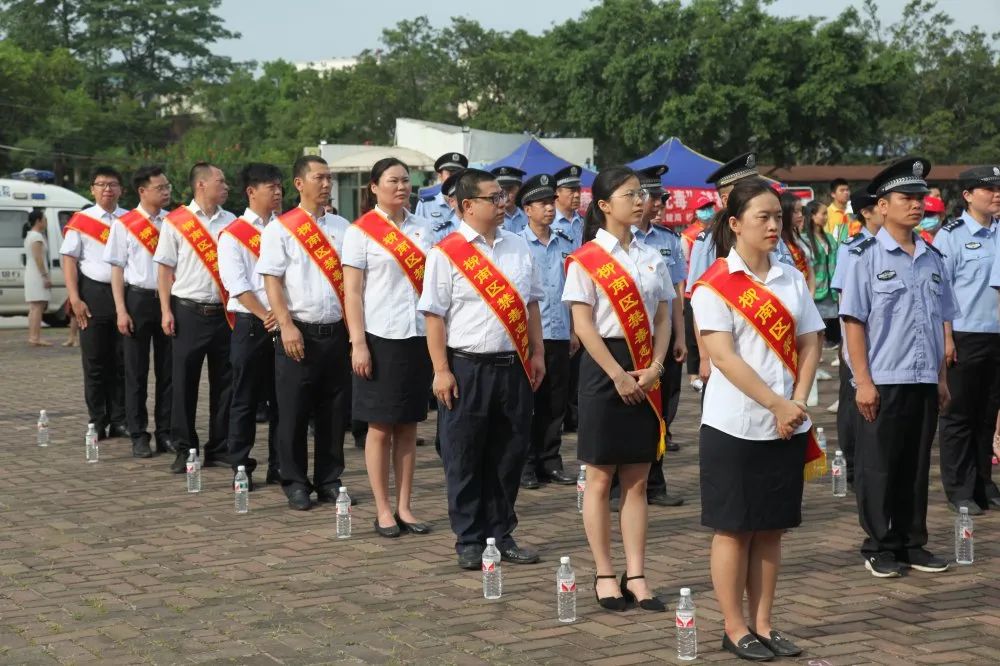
[876,226,929,258]
[136,205,163,222]
[594,227,639,253]
[459,220,505,246]
[374,204,411,227]
[188,199,226,223]
[725,247,785,284]
[522,224,555,245]
[240,208,274,227]
[960,210,997,237]
[554,208,581,225]
[630,223,659,240]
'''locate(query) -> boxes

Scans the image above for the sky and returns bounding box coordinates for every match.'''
[215,0,1000,64]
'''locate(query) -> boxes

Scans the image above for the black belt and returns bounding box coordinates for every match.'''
[293,319,342,337]
[235,312,258,321]
[174,297,225,316]
[449,349,518,366]
[126,285,157,296]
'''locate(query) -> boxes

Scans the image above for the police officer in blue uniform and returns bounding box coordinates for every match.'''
[493,166,528,233]
[516,174,577,488]
[430,170,463,244]
[933,165,1000,514]
[551,165,585,249]
[839,157,960,578]
[416,152,468,220]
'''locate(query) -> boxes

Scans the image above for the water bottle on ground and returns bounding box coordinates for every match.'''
[37,410,49,447]
[335,487,351,538]
[816,427,827,455]
[832,450,847,497]
[186,449,201,493]
[482,537,502,599]
[85,423,98,463]
[234,465,249,514]
[556,556,576,622]
[676,587,697,661]
[955,506,974,565]
[576,465,586,513]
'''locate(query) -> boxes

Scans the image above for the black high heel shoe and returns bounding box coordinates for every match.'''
[594,574,628,611]
[394,512,431,535]
[620,573,666,612]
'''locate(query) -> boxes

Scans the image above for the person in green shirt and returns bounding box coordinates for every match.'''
[803,200,839,344]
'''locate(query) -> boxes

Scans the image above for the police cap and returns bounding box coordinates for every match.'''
[637,164,668,193]
[866,156,931,197]
[958,165,1000,191]
[435,152,469,173]
[706,152,758,188]
[553,165,583,189]
[441,169,465,198]
[515,174,556,208]
[849,187,877,213]
[491,166,526,187]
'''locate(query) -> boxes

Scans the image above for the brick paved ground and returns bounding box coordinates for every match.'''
[0,327,998,665]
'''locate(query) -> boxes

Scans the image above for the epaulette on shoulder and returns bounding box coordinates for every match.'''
[924,242,944,257]
[554,228,572,243]
[664,226,680,237]
[844,234,860,245]
[849,236,877,255]
[941,218,961,232]
[419,192,437,203]
[695,230,707,241]
[433,220,451,232]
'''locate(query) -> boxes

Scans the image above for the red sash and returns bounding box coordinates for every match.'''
[437,232,532,380]
[65,212,111,245]
[354,210,426,294]
[165,206,235,329]
[278,207,345,310]
[692,258,826,480]
[565,241,667,459]
[221,218,262,258]
[119,209,160,255]
[787,239,810,277]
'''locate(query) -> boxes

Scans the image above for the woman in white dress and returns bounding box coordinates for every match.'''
[23,210,52,346]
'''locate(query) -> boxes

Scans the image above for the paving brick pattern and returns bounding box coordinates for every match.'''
[0,329,997,665]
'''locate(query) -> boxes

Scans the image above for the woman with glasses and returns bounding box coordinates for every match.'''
[563,166,674,612]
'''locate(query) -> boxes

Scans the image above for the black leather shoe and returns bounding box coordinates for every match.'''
[108,423,130,439]
[201,455,225,468]
[131,438,153,458]
[499,543,539,565]
[949,499,984,516]
[562,421,577,434]
[374,519,401,538]
[155,437,177,454]
[353,433,366,449]
[620,573,666,612]
[315,489,337,504]
[265,468,281,485]
[666,439,680,452]
[594,574,628,611]
[544,469,576,485]
[722,633,774,661]
[394,513,431,534]
[988,496,1000,509]
[751,630,802,657]
[287,489,313,511]
[457,544,483,570]
[255,404,269,423]
[416,437,427,446]
[647,493,685,507]
[169,450,187,474]
[520,469,540,489]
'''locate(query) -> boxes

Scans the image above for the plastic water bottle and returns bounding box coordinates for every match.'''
[832,450,847,497]
[955,506,974,565]
[186,449,201,493]
[556,556,576,622]
[234,465,249,514]
[576,465,586,513]
[816,427,827,454]
[85,423,98,463]
[676,587,697,660]
[482,537,502,599]
[336,487,351,538]
[37,410,49,447]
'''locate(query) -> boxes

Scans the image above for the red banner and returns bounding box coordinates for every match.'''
[221,218,262,258]
[65,212,111,245]
[165,206,235,329]
[278,207,345,311]
[354,210,426,295]
[119,209,159,255]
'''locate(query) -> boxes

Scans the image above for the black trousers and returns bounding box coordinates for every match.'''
[79,275,125,432]
[123,286,171,443]
[854,384,937,557]
[439,352,532,550]
[170,298,231,459]
[565,349,581,428]
[939,332,1000,505]
[274,320,348,494]
[227,313,278,475]
[836,347,858,484]
[684,299,700,375]
[525,340,570,474]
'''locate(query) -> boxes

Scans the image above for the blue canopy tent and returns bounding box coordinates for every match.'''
[627,137,725,188]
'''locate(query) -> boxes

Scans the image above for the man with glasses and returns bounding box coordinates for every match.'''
[103,165,174,458]
[60,166,129,440]
[419,169,546,570]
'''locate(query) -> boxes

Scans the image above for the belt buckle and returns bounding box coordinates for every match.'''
[318,324,334,336]
[498,354,515,367]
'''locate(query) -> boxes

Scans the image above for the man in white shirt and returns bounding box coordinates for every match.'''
[103,165,174,458]
[60,166,129,440]
[154,162,236,474]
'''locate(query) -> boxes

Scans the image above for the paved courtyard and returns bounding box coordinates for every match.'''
[0,327,997,665]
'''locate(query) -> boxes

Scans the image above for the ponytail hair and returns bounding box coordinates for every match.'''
[363,157,409,212]
[711,177,778,258]
[583,166,638,243]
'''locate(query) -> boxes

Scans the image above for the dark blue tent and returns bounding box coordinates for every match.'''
[627,137,725,187]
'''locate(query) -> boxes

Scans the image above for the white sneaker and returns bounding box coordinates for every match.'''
[690,378,704,393]
[816,369,833,381]
[826,400,839,413]
[831,357,840,367]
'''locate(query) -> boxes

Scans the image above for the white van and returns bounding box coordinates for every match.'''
[0,178,91,325]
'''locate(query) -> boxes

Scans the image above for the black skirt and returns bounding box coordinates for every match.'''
[699,425,807,532]
[577,338,659,465]
[352,333,432,424]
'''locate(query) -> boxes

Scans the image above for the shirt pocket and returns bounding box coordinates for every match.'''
[925,281,944,320]
[871,279,907,314]
[962,248,991,279]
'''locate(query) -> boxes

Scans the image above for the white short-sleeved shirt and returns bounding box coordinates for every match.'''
[561,228,675,338]
[417,221,544,353]
[342,206,435,339]
[255,208,351,324]
[219,208,272,314]
[152,201,236,303]
[102,206,164,290]
[691,248,825,440]
[59,204,128,284]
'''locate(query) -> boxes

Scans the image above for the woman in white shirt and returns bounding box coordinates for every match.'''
[343,158,435,538]
[23,210,52,346]
[562,167,674,613]
[691,178,823,661]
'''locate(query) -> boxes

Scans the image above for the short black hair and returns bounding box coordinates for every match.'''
[293,155,327,180]
[189,162,217,190]
[454,169,497,211]
[132,165,165,191]
[91,165,123,185]
[240,163,283,191]
[829,177,849,191]
[28,209,45,224]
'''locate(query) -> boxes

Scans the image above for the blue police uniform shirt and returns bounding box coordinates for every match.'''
[687,230,795,287]
[631,224,686,291]
[502,207,529,234]
[830,227,874,293]
[991,241,1000,291]
[415,191,452,222]
[431,210,460,244]
[838,227,960,385]
[552,208,584,248]
[519,225,573,340]
[932,212,999,333]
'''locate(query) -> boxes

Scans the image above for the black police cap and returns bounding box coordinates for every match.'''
[435,152,469,173]
[441,169,465,197]
[637,164,668,190]
[849,187,877,214]
[958,165,1000,191]
[491,166,526,187]
[706,152,758,187]
[515,174,556,208]
[866,156,931,197]
[553,165,583,189]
